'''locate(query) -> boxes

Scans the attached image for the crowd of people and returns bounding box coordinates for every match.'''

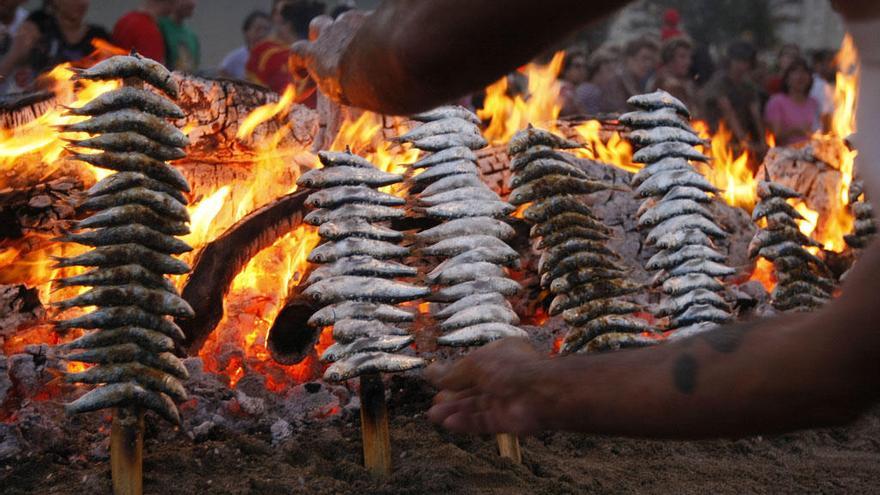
[556,9,841,154]
[0,0,341,108]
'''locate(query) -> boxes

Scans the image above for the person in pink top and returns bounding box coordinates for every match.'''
[764,57,820,146]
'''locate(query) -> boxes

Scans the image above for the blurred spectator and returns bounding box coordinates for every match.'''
[573,48,617,115]
[811,49,836,131]
[219,10,270,80]
[559,49,587,117]
[601,37,658,113]
[765,43,800,94]
[661,8,683,40]
[650,36,701,116]
[113,0,173,63]
[247,0,325,103]
[159,0,199,71]
[764,57,819,146]
[690,43,715,87]
[702,41,765,154]
[0,0,27,93]
[0,0,108,88]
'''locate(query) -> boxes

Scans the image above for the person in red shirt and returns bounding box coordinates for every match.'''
[247,0,324,106]
[112,0,173,63]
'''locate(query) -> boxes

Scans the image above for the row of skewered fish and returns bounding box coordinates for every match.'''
[844,179,876,249]
[399,106,528,347]
[298,150,427,382]
[507,126,653,353]
[54,54,193,425]
[623,90,735,338]
[749,180,833,311]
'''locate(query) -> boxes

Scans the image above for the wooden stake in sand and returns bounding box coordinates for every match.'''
[496,433,522,463]
[111,407,144,495]
[359,372,392,477]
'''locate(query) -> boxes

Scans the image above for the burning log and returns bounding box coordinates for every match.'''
[53,54,193,495]
[749,180,833,311]
[298,149,427,476]
[507,126,653,353]
[0,91,56,129]
[624,91,735,339]
[402,106,526,462]
[178,190,310,354]
[266,263,319,365]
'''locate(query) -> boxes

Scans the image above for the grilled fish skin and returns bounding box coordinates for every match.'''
[655,288,729,318]
[619,107,693,131]
[419,186,500,206]
[61,225,192,255]
[433,292,511,319]
[549,267,630,294]
[662,273,724,296]
[509,145,576,172]
[560,316,650,354]
[66,363,187,402]
[304,204,406,225]
[652,259,735,284]
[508,126,581,155]
[646,244,726,271]
[428,245,520,270]
[561,299,642,326]
[55,284,194,319]
[637,199,712,228]
[70,133,185,162]
[72,54,178,98]
[307,302,414,328]
[536,226,610,249]
[627,90,691,117]
[88,171,187,204]
[748,227,820,259]
[538,239,618,274]
[670,304,732,328]
[659,185,713,203]
[439,304,520,331]
[421,199,515,220]
[66,382,181,425]
[318,219,403,242]
[645,214,727,244]
[71,152,190,192]
[415,216,514,243]
[632,141,709,164]
[635,169,718,197]
[522,195,596,224]
[422,234,514,258]
[410,132,487,151]
[59,326,175,354]
[756,180,800,200]
[307,238,408,263]
[317,149,375,168]
[305,185,405,208]
[321,335,413,362]
[302,276,430,305]
[549,280,642,315]
[411,146,477,169]
[54,243,190,274]
[630,157,694,187]
[751,197,805,221]
[393,117,481,143]
[411,105,482,125]
[509,175,612,205]
[67,86,184,119]
[410,160,480,184]
[56,306,185,340]
[420,173,485,196]
[62,109,189,148]
[297,166,402,188]
[63,343,188,379]
[653,228,714,250]
[331,318,411,344]
[78,204,190,236]
[628,126,702,147]
[431,277,521,302]
[425,261,506,285]
[81,187,189,221]
[438,323,527,347]
[541,251,622,284]
[510,158,588,188]
[323,352,425,382]
[55,264,178,293]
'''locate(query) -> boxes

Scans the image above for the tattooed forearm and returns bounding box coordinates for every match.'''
[673,354,698,394]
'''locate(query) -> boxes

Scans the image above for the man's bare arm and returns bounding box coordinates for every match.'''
[292,0,631,115]
[427,243,880,438]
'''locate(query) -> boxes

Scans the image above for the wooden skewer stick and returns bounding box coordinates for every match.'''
[111,407,144,495]
[359,372,392,477]
[496,433,522,463]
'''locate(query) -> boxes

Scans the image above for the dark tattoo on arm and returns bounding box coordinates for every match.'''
[673,354,698,395]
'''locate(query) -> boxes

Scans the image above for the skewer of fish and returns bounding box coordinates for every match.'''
[54,53,191,495]
[750,179,833,311]
[402,106,526,463]
[844,179,876,250]
[507,126,653,354]
[298,148,426,477]
[625,90,734,337]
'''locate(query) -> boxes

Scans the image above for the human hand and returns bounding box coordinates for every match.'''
[425,338,550,435]
[289,10,368,105]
